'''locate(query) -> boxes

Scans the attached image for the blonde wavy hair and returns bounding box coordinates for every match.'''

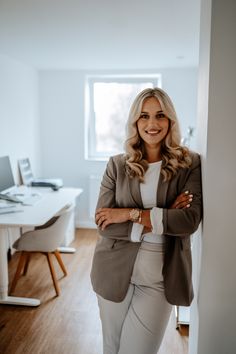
[124,87,192,182]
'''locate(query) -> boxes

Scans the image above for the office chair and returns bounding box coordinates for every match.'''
[10,204,74,297]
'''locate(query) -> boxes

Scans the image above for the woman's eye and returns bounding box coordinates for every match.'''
[157,113,166,119]
[140,114,149,119]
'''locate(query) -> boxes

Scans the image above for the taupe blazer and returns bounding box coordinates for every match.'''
[90,152,202,306]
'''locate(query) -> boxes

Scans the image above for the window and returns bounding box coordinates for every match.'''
[85,74,162,160]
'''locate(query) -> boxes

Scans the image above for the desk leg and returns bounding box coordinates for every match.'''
[0,228,40,306]
[57,246,76,253]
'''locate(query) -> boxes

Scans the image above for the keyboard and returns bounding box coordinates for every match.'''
[0,192,42,206]
[0,194,22,203]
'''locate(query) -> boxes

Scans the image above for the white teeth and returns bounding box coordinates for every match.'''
[146,130,160,134]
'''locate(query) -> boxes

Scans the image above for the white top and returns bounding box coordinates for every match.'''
[130,161,165,243]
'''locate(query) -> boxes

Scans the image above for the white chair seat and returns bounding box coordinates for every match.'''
[10,204,74,297]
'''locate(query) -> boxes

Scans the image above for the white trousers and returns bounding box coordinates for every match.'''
[97,242,172,354]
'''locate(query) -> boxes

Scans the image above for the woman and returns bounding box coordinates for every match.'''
[90,87,202,354]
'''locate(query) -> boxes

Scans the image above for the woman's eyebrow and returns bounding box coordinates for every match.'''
[141,110,164,113]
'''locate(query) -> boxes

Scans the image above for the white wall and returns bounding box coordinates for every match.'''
[39,68,198,227]
[189,0,236,353]
[0,54,41,248]
[0,55,41,182]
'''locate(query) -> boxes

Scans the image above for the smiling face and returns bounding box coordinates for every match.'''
[137,96,170,160]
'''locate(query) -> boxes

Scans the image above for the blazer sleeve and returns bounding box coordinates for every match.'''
[162,153,202,237]
[96,157,133,240]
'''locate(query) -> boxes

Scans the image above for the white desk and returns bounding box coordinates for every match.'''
[0,187,83,306]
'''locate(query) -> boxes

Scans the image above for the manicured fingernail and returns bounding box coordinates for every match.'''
[189,198,193,202]
[189,194,193,198]
[185,191,189,194]
[187,204,190,208]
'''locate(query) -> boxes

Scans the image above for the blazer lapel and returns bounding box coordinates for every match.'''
[128,176,144,208]
[156,172,169,207]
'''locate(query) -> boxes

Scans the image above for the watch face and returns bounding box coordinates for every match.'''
[130,209,139,221]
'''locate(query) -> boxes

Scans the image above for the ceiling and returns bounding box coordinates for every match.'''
[0,0,201,70]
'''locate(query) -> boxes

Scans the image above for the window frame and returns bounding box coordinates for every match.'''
[84,73,162,161]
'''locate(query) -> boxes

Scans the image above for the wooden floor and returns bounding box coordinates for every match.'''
[0,229,188,354]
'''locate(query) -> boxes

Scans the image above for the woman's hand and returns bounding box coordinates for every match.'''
[170,191,193,209]
[95,208,130,230]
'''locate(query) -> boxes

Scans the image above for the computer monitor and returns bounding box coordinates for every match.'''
[0,156,15,193]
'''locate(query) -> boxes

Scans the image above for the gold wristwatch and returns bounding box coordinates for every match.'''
[129,208,142,223]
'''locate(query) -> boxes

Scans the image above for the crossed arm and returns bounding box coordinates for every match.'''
[95,191,193,231]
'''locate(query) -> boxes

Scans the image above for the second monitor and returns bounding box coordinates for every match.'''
[18,158,63,191]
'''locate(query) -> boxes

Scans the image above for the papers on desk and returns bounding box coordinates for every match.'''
[0,201,23,214]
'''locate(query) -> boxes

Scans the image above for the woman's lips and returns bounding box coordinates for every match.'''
[145,129,161,135]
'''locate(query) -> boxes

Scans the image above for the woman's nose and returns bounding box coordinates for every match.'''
[147,116,159,125]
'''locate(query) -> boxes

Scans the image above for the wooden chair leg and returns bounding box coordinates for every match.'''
[23,253,31,275]
[54,250,67,276]
[10,251,27,294]
[45,252,60,296]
